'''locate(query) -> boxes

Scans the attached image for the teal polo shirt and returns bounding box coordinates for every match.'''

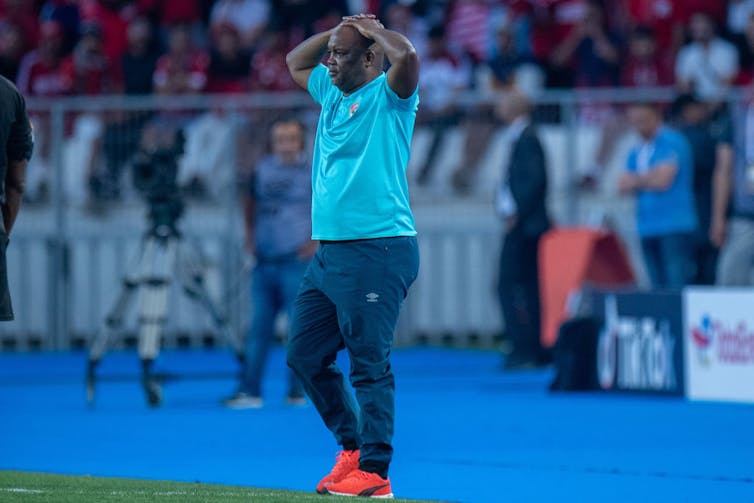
[307,64,418,240]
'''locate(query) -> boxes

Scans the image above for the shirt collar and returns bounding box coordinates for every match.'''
[507,116,530,141]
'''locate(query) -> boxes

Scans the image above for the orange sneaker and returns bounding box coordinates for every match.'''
[316,449,360,494]
[325,469,393,498]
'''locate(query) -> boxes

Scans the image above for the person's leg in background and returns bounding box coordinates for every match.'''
[225,261,279,408]
[639,236,665,288]
[498,227,543,368]
[716,217,754,286]
[659,232,694,289]
[280,256,309,403]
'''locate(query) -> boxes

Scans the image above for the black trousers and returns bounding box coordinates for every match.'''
[0,233,12,321]
[497,227,543,362]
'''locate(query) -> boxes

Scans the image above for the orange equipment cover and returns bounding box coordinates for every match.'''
[539,228,635,348]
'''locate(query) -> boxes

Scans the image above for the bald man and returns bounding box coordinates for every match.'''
[495,91,551,370]
[285,14,419,498]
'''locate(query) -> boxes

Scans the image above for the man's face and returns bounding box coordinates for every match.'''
[630,35,655,60]
[327,26,369,93]
[271,122,304,163]
[628,106,660,139]
[690,14,713,43]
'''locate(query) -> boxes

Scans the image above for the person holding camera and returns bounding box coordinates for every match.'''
[224,116,316,409]
[0,75,33,321]
[285,13,420,498]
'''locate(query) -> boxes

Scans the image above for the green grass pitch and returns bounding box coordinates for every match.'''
[0,471,439,502]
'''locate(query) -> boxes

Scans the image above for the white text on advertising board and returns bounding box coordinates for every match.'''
[598,295,677,392]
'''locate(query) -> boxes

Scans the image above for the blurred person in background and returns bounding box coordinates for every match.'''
[78,0,133,64]
[39,0,81,54]
[0,0,40,51]
[101,16,159,200]
[16,20,67,204]
[209,0,271,50]
[223,116,314,409]
[143,23,208,196]
[137,0,204,45]
[495,90,550,370]
[549,0,621,88]
[713,87,754,286]
[450,18,543,194]
[415,24,465,186]
[152,23,208,96]
[619,102,697,289]
[579,25,674,191]
[729,0,754,35]
[59,21,119,205]
[0,21,26,82]
[672,93,733,285]
[206,21,251,93]
[733,11,754,86]
[621,26,673,88]
[249,29,297,93]
[179,21,250,200]
[0,75,33,321]
[271,0,349,39]
[675,12,738,101]
[383,1,428,59]
[285,13,419,498]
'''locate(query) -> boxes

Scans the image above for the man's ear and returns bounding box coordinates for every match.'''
[364,49,375,67]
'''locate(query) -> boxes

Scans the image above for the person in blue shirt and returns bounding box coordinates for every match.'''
[619,102,698,289]
[223,116,315,410]
[285,13,419,498]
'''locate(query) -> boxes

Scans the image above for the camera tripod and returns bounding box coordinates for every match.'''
[86,217,243,407]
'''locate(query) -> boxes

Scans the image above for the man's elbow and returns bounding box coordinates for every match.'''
[285,50,300,73]
[396,47,418,68]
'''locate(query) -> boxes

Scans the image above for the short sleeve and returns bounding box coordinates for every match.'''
[626,149,638,173]
[7,91,33,162]
[382,76,419,112]
[653,142,679,168]
[307,64,331,105]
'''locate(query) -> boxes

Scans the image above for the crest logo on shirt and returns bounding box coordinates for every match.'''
[349,102,359,117]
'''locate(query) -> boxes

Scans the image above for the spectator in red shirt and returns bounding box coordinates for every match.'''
[138,0,202,27]
[207,22,251,94]
[249,29,296,92]
[39,0,81,55]
[79,0,134,63]
[0,0,40,51]
[60,22,119,95]
[153,23,209,95]
[17,20,67,98]
[0,21,26,82]
[621,26,673,87]
[15,21,67,203]
[549,0,621,88]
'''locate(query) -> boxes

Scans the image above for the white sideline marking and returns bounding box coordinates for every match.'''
[1,488,45,493]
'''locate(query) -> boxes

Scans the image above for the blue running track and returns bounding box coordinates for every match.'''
[1,347,753,502]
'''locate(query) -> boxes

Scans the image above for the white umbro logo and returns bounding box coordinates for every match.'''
[366,292,379,303]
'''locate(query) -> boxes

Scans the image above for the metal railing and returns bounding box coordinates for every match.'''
[2,87,739,350]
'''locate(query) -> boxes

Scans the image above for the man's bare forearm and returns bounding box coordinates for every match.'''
[286,29,334,74]
[3,160,26,235]
[365,28,416,67]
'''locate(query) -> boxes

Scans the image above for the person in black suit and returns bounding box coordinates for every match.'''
[495,91,550,370]
[0,75,33,321]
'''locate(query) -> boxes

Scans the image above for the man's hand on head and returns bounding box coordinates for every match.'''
[340,14,384,39]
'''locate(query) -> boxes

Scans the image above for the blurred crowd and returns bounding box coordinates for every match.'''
[2,0,754,206]
[4,1,754,98]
